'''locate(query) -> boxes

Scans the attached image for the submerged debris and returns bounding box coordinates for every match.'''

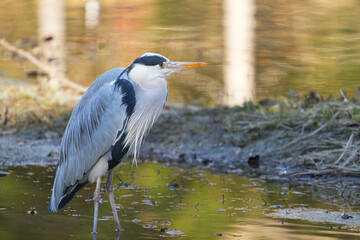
[132,218,142,223]
[142,199,158,207]
[0,171,9,177]
[166,229,184,235]
[26,208,37,215]
[143,220,185,237]
[341,214,353,220]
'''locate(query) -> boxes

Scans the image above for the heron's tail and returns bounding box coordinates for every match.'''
[48,168,88,212]
[48,168,65,212]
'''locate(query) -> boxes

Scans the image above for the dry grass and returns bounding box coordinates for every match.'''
[0,84,80,134]
[265,100,360,178]
[215,95,360,177]
[1,83,360,178]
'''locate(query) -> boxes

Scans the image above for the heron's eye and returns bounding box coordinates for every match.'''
[159,62,164,68]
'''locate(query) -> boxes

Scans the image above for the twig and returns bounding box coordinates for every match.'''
[341,185,352,212]
[1,105,8,125]
[0,38,86,92]
[308,111,340,137]
[339,148,357,170]
[341,185,348,198]
[277,123,294,131]
[261,195,268,206]
[259,107,269,120]
[335,133,355,165]
[277,111,341,152]
[194,203,200,212]
[340,89,349,102]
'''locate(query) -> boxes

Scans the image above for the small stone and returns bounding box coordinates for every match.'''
[166,229,184,235]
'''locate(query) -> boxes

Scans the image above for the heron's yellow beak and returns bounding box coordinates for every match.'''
[179,62,207,68]
[168,62,207,69]
[163,61,207,76]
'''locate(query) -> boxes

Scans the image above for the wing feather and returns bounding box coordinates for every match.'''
[49,68,136,212]
[61,85,127,186]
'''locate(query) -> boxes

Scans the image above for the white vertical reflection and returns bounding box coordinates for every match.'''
[224,0,255,106]
[85,0,101,29]
[38,0,66,87]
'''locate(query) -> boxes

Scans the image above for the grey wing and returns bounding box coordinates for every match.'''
[59,89,125,186]
[49,68,133,212]
[60,67,127,186]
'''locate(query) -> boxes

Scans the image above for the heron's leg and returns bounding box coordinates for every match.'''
[92,177,102,234]
[106,169,122,232]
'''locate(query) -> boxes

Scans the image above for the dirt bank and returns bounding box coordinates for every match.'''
[1,97,359,180]
[143,101,360,179]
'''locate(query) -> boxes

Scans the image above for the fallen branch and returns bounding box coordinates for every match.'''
[0,38,87,92]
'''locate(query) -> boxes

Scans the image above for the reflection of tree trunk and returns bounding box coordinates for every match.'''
[0,38,86,92]
[38,0,66,88]
[224,0,255,106]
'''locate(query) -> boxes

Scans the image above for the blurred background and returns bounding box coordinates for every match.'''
[1,0,360,106]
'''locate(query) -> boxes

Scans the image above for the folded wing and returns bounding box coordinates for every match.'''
[49,68,136,212]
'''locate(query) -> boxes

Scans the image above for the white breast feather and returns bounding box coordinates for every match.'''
[124,87,167,166]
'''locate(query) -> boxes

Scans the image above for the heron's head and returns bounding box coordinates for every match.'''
[128,53,207,87]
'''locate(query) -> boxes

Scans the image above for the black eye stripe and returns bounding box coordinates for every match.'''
[133,56,167,66]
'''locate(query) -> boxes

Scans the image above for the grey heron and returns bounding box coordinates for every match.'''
[48,53,207,234]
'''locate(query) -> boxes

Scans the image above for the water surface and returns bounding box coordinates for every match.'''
[0,162,359,239]
[1,0,360,105]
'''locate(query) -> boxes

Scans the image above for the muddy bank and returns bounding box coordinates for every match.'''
[1,99,359,180]
[0,132,59,167]
[142,101,360,179]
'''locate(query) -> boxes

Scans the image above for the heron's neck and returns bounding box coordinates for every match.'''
[123,76,168,164]
[132,76,168,117]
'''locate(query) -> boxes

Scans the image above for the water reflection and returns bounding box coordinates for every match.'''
[37,0,66,87]
[1,0,360,105]
[85,0,101,29]
[231,218,360,240]
[224,0,255,105]
[93,231,121,240]
[0,163,358,239]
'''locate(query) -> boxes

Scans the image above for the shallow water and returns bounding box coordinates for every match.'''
[1,0,360,105]
[0,162,359,239]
